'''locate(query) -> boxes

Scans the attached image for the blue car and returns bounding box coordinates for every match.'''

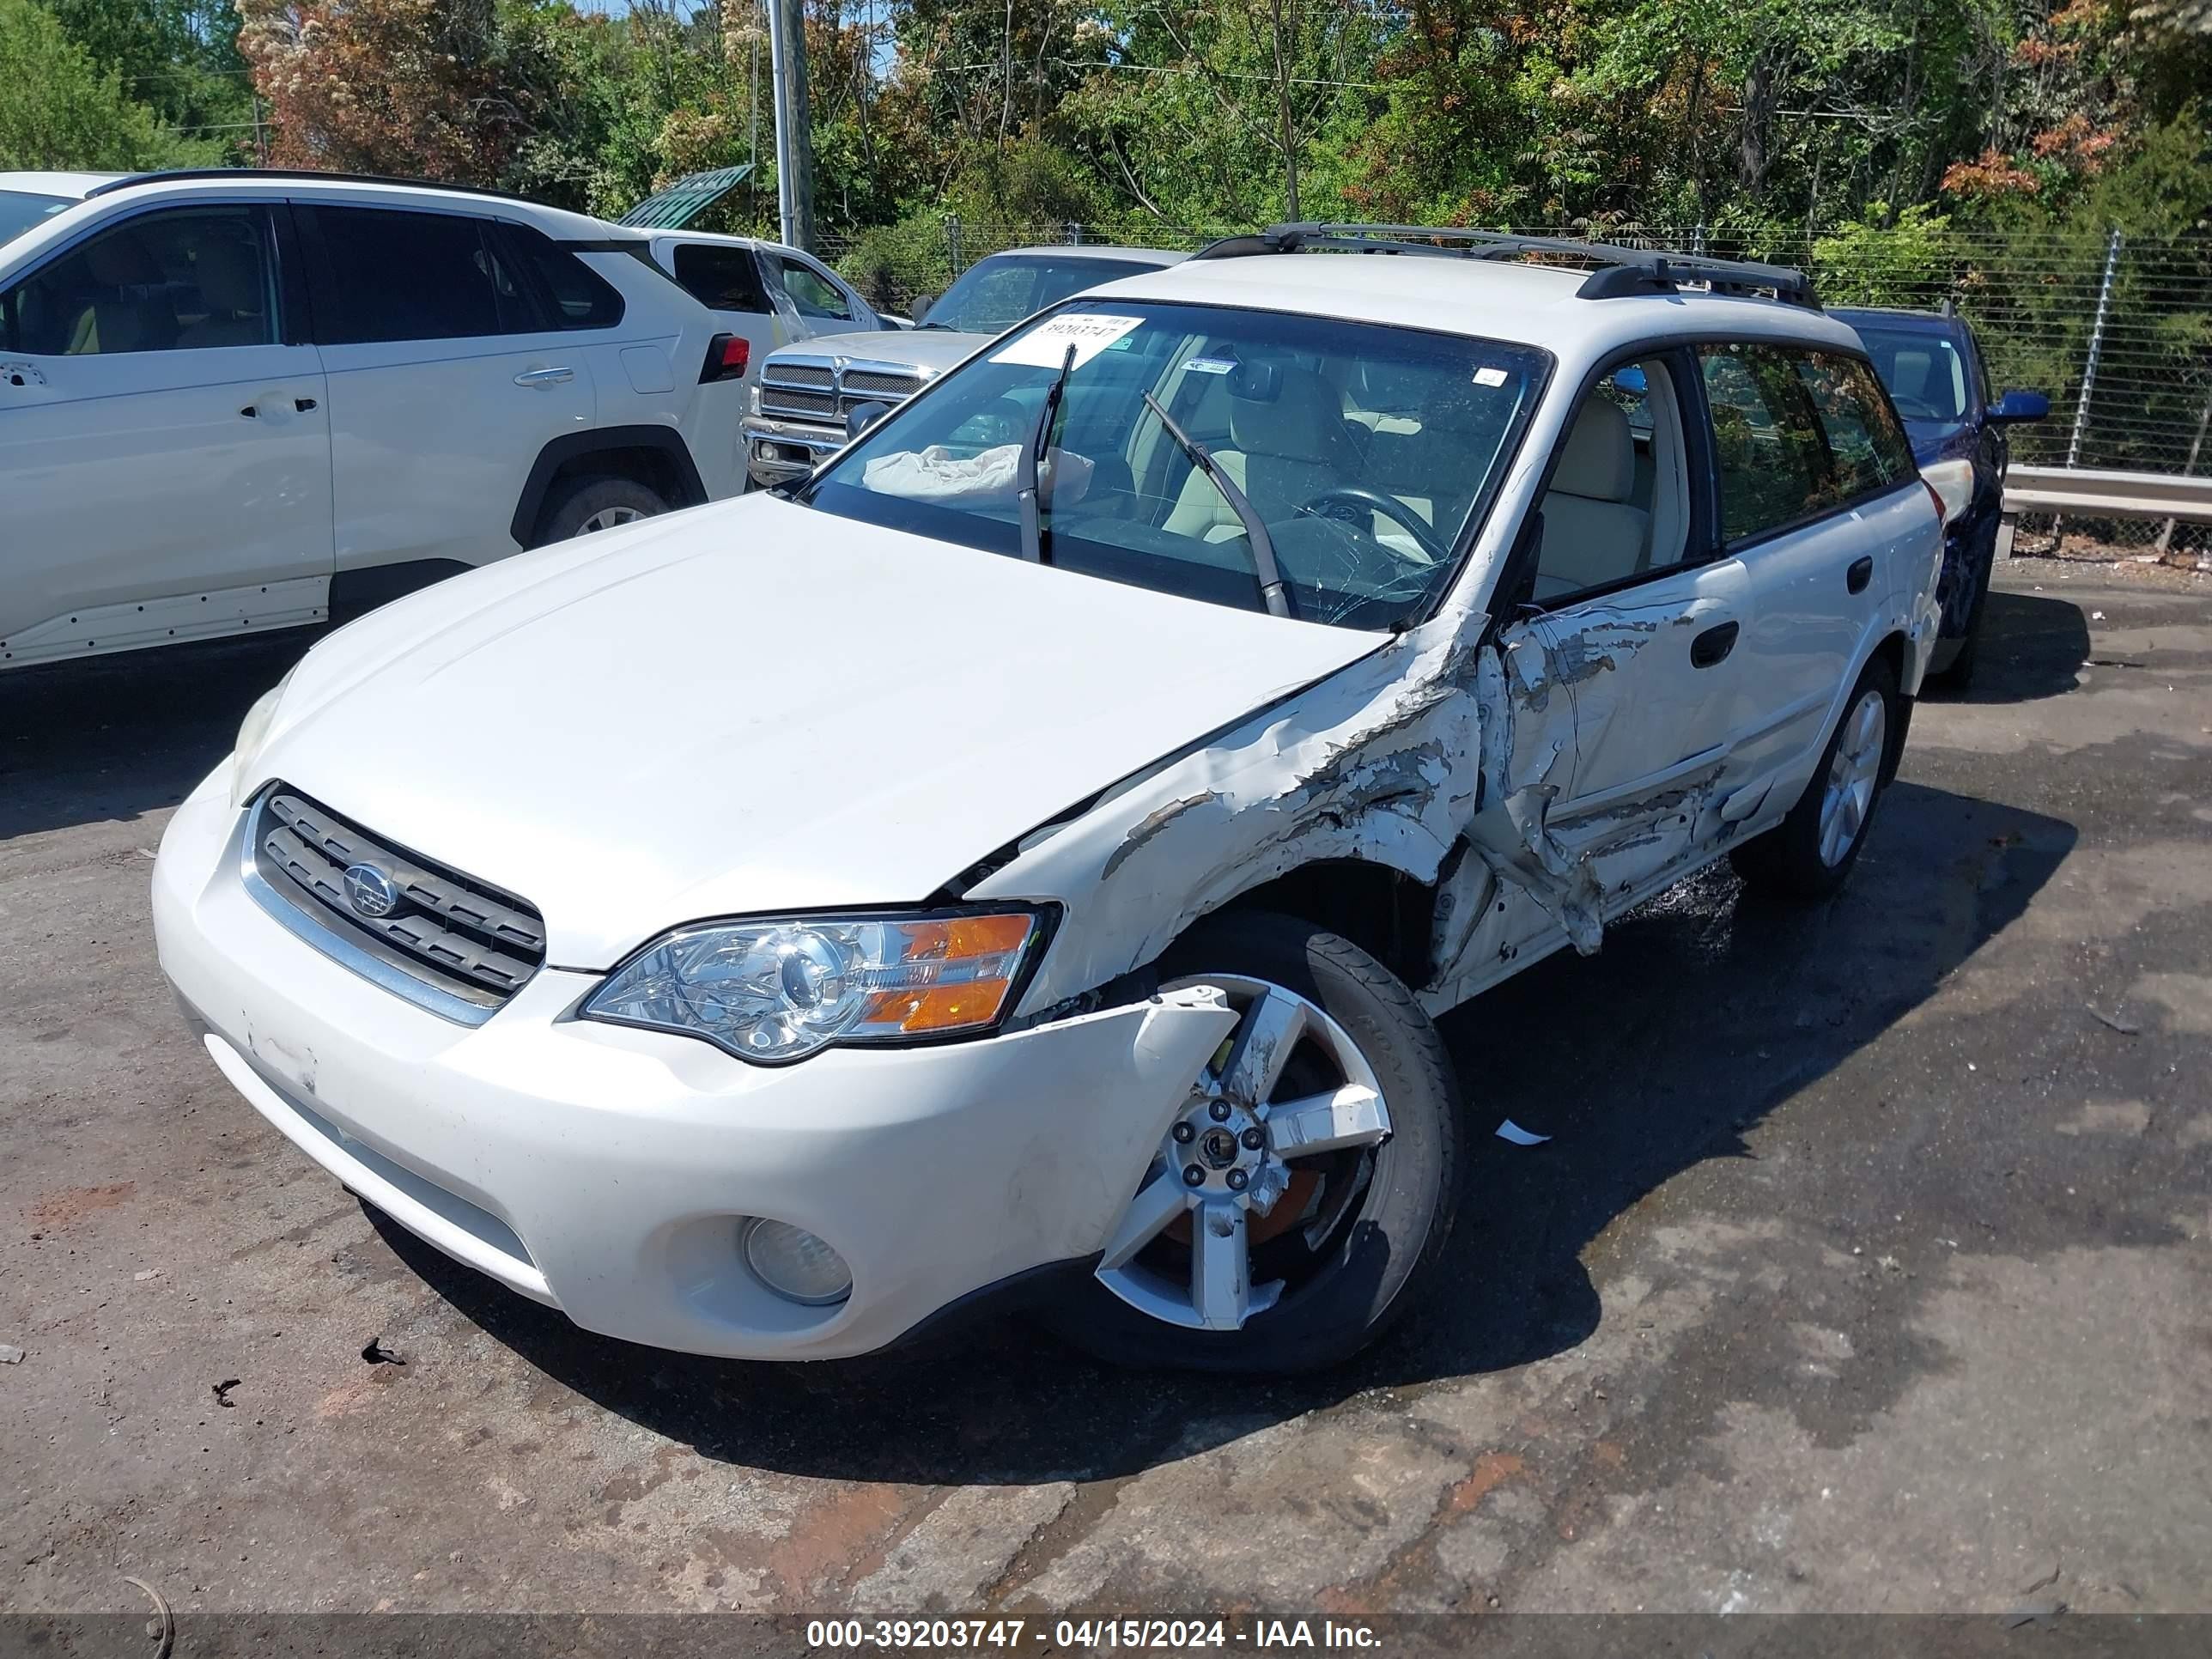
[1832,307,2049,688]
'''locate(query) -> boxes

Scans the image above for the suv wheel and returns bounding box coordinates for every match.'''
[1042,911,1462,1374]
[1731,655,1899,900]
[533,475,670,547]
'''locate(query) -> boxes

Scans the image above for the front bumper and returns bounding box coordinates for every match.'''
[739,414,842,489]
[152,771,1235,1359]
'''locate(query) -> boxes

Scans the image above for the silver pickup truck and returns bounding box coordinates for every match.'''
[741,244,1183,488]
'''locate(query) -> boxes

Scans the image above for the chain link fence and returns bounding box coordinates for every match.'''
[819,216,2212,567]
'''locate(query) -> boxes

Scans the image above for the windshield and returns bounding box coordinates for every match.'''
[805,299,1549,629]
[0,190,72,248]
[1851,325,1972,429]
[921,254,1168,335]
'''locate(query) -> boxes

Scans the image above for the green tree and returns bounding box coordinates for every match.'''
[1054,0,1379,227]
[0,0,213,169]
[42,0,251,147]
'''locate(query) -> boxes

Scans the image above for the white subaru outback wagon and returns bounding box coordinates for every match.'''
[154,225,1943,1374]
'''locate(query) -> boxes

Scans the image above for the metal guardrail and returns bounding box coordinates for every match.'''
[2002,465,2212,523]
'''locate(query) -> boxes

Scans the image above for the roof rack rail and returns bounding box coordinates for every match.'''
[83,168,566,213]
[1190,222,1820,309]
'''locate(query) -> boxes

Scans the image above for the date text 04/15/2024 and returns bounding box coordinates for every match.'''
[803,1619,1385,1650]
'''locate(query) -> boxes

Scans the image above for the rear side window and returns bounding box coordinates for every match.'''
[672,243,769,313]
[500,224,624,331]
[1698,343,1913,544]
[1794,352,1916,497]
[307,207,505,344]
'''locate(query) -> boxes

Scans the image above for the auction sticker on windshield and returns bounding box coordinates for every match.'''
[992,313,1145,368]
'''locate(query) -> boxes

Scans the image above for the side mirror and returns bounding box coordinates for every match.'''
[1990,389,2050,423]
[908,295,934,324]
[846,400,890,441]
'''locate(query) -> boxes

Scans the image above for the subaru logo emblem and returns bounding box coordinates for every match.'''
[343,863,400,919]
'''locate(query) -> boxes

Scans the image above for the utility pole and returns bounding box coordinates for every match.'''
[766,0,816,252]
[1269,0,1298,223]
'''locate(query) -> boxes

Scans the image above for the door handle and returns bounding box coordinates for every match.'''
[239,404,258,418]
[295,397,318,412]
[514,366,575,387]
[1690,620,1739,668]
[1847,556,1874,594]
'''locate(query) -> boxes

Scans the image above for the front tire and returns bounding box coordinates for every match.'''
[1731,655,1899,900]
[1042,911,1462,1374]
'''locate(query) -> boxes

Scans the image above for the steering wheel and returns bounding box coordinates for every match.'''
[1887,392,1942,421]
[1297,485,1452,565]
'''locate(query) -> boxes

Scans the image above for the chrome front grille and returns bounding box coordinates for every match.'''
[246,788,544,1021]
[757,357,927,426]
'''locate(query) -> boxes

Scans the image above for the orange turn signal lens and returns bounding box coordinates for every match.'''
[852,911,1038,1038]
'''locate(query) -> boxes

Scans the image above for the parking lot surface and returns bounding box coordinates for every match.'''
[3,561,2209,1616]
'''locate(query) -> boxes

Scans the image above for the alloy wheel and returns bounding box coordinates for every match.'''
[1095,975,1394,1331]
[579,506,647,534]
[1817,687,1887,866]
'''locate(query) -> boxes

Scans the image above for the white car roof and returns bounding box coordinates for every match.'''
[40,170,631,243]
[1083,249,1865,363]
[654,228,805,258]
[1,171,125,199]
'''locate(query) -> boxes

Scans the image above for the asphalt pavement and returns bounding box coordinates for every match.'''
[3,559,2207,1619]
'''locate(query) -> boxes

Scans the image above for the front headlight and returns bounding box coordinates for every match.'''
[228,666,297,808]
[581,908,1049,1063]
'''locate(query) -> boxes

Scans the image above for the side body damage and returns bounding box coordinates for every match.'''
[974,611,1634,1019]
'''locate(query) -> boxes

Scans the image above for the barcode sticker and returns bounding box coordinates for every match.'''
[1474,366,1510,387]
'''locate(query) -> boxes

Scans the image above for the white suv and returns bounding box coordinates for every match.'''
[155,225,1942,1373]
[0,169,749,672]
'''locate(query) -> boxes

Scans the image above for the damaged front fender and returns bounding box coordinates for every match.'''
[972,614,1608,1018]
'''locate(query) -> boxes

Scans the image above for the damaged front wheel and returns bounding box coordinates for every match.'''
[1045,911,1462,1374]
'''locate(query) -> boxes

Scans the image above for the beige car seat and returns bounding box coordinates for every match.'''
[1533,399,1650,599]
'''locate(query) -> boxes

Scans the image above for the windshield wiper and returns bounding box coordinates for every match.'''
[1017,342,1078,566]
[1140,391,1291,618]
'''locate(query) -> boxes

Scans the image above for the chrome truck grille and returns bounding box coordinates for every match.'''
[244,788,544,1024]
[757,356,926,425]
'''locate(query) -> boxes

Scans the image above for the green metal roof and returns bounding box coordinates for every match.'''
[617,165,757,230]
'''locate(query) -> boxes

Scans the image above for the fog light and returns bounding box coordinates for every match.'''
[743,1218,852,1305]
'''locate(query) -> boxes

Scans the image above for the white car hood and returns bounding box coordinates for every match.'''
[254,495,1380,968]
[769,329,986,376]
